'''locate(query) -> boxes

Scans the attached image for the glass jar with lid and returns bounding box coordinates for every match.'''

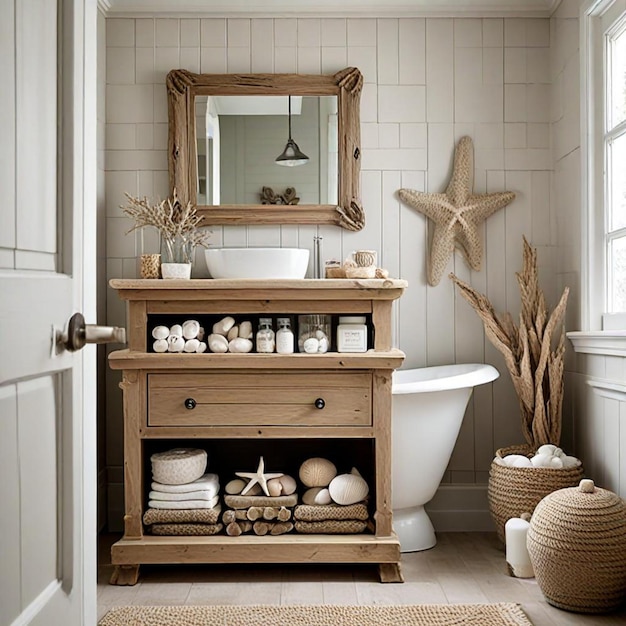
[297,315,331,353]
[336,316,368,352]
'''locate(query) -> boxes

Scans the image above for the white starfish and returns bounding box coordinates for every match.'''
[398,136,515,286]
[236,456,283,496]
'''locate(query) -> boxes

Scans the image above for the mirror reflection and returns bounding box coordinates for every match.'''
[195,95,338,207]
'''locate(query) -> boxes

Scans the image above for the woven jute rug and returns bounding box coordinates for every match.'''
[99,603,533,626]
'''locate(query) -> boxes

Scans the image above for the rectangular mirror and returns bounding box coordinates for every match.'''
[167,68,364,231]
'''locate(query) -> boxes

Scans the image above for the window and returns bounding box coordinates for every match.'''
[582,0,626,332]
[605,16,626,318]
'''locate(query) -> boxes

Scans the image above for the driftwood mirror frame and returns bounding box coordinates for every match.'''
[166,67,364,231]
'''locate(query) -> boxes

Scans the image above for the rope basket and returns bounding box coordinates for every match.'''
[527,479,626,613]
[487,445,584,544]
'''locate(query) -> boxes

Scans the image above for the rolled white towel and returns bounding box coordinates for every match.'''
[536,444,564,458]
[502,454,533,468]
[562,455,582,468]
[151,473,219,495]
[149,489,217,502]
[530,453,553,468]
[148,495,219,510]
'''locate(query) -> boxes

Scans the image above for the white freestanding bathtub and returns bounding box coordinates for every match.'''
[391,363,500,552]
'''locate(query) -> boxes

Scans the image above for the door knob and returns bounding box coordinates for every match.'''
[60,312,126,352]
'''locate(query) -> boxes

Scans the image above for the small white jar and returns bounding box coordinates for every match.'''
[337,316,367,353]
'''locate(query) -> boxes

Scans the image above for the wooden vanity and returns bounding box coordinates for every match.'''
[108,278,406,584]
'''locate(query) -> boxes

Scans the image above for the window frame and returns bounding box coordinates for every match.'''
[581,0,626,331]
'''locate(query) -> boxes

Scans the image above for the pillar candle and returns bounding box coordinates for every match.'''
[505,516,534,578]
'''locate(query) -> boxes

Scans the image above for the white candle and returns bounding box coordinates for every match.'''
[505,516,534,578]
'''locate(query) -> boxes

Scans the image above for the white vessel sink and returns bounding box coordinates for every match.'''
[205,247,310,279]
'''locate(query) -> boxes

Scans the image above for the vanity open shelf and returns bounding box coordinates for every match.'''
[108,278,406,585]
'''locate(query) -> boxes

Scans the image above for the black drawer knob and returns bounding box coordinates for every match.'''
[184,398,196,410]
[314,398,325,410]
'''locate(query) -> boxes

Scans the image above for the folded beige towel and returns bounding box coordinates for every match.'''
[143,505,222,525]
[149,489,217,502]
[151,473,219,495]
[148,495,219,510]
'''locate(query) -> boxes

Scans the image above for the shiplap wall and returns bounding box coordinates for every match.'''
[103,15,560,530]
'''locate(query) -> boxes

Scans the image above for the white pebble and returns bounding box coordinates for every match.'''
[153,338,168,352]
[303,337,320,353]
[152,325,169,340]
[183,338,200,353]
[167,335,185,352]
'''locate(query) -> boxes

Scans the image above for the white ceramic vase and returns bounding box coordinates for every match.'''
[161,262,192,279]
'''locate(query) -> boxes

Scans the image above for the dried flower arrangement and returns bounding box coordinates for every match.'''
[120,190,211,265]
[449,237,569,449]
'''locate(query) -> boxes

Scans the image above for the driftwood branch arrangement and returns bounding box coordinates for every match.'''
[450,237,569,449]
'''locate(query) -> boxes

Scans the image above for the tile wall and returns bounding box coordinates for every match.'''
[103,15,560,530]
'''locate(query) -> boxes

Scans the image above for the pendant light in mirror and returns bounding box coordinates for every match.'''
[275,95,309,167]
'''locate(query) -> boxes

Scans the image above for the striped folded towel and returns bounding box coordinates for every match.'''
[149,489,217,502]
[147,495,219,510]
[151,472,219,495]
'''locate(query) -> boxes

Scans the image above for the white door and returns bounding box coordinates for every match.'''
[0,0,97,625]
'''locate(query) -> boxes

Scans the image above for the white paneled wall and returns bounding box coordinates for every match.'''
[104,16,559,530]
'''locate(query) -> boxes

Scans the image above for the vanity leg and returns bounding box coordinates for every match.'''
[378,562,403,583]
[110,564,140,586]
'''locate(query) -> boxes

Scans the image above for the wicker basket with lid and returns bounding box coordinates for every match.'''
[527,479,626,614]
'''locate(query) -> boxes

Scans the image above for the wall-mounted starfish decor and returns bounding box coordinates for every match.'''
[398,136,515,286]
[236,456,283,496]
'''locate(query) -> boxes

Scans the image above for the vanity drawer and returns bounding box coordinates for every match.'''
[148,372,372,427]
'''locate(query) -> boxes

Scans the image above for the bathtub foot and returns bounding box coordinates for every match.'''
[379,562,403,583]
[393,506,437,552]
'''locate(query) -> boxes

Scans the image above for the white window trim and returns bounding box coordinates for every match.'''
[573,0,626,355]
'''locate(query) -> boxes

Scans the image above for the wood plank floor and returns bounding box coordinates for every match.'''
[97,532,626,625]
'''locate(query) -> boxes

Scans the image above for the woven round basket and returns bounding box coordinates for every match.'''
[527,479,626,613]
[487,444,584,544]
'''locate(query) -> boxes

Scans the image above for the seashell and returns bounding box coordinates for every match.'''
[183,338,200,353]
[239,321,253,339]
[208,333,229,353]
[167,335,185,352]
[170,324,183,337]
[267,477,283,497]
[328,473,369,505]
[315,329,327,340]
[213,316,235,336]
[152,325,169,340]
[182,319,200,340]
[375,267,389,279]
[229,337,253,353]
[278,475,297,495]
[317,336,329,353]
[153,338,168,353]
[227,325,239,341]
[353,249,377,268]
[303,337,319,354]
[299,457,337,488]
[196,341,207,353]
[225,478,247,495]
[197,327,205,341]
[302,487,332,506]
